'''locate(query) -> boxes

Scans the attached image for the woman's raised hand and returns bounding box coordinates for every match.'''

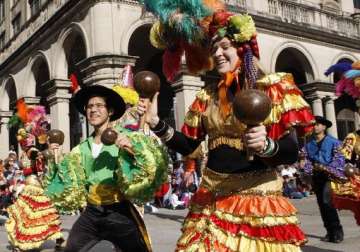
[244,125,267,153]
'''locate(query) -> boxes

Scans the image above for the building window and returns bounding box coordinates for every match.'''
[0,0,5,22]
[355,0,360,9]
[30,0,41,16]
[0,32,5,50]
[337,109,356,140]
[12,13,21,35]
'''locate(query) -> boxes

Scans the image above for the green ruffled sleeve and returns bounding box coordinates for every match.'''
[116,128,169,202]
[43,146,87,214]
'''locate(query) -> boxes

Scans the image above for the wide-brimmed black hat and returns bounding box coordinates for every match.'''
[73,85,126,121]
[315,116,332,128]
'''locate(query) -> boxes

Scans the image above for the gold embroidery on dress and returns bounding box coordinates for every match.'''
[201,87,247,141]
[208,136,244,151]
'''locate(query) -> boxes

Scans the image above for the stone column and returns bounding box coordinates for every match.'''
[324,97,338,138]
[355,111,360,130]
[311,97,324,117]
[77,55,138,88]
[171,74,204,130]
[44,79,72,152]
[0,111,13,158]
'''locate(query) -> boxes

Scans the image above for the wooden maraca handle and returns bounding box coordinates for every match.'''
[246,124,256,161]
[139,99,150,129]
[101,128,134,155]
[54,149,59,164]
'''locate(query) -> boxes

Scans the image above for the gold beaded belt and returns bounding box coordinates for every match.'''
[201,168,283,196]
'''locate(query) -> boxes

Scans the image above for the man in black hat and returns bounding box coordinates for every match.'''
[304,116,346,243]
[47,85,168,252]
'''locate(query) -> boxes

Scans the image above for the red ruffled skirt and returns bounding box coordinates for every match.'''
[5,176,63,251]
[176,168,306,252]
[331,175,360,225]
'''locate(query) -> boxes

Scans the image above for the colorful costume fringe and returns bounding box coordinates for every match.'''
[331,176,360,225]
[330,132,360,225]
[177,169,306,252]
[257,73,315,140]
[5,176,63,251]
[178,72,313,251]
[43,147,87,214]
[44,125,168,212]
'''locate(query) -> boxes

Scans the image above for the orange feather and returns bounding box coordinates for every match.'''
[16,98,28,123]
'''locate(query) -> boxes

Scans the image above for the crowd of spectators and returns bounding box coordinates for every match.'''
[280,153,312,199]
[0,151,26,223]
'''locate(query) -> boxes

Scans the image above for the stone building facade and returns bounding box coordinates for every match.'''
[0,0,360,158]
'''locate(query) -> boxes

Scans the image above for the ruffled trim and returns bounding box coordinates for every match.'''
[190,189,298,217]
[331,176,360,225]
[331,176,360,198]
[181,88,212,140]
[332,195,360,225]
[257,73,315,140]
[43,146,88,214]
[213,210,299,227]
[183,214,304,242]
[176,188,306,251]
[177,212,305,251]
[116,129,169,202]
[266,108,315,140]
[177,234,301,252]
[5,184,63,250]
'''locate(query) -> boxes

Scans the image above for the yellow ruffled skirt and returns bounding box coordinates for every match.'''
[176,168,307,252]
[5,176,63,251]
[331,175,360,225]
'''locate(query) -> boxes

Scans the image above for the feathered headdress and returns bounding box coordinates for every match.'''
[8,99,50,149]
[144,1,259,85]
[325,61,360,99]
[144,0,226,81]
[143,0,260,118]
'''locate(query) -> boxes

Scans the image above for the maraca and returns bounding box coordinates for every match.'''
[47,129,65,164]
[233,89,272,160]
[101,128,134,155]
[344,163,356,178]
[133,71,161,129]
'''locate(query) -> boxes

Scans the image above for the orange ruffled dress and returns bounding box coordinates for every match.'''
[331,132,360,225]
[178,73,314,252]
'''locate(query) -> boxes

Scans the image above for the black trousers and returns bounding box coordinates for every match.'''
[312,172,342,234]
[64,202,148,252]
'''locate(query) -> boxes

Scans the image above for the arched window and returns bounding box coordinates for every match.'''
[275,47,314,85]
[337,108,356,140]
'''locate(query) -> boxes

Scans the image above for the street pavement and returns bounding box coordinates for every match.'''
[0,195,359,252]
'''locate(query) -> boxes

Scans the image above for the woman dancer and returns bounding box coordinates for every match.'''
[141,1,315,251]
[6,101,63,251]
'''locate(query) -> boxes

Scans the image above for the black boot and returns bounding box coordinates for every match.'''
[331,227,344,243]
[320,233,331,242]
